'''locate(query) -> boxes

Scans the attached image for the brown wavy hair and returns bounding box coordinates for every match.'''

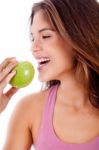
[30,0,99,108]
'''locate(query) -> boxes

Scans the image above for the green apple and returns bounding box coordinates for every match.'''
[10,61,35,88]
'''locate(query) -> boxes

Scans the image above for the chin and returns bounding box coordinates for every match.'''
[38,76,48,82]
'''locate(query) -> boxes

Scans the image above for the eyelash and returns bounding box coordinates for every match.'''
[30,35,51,42]
[42,36,51,39]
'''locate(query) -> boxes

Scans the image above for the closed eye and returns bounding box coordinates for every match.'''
[42,36,51,39]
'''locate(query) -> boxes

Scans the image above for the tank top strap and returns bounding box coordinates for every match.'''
[41,84,59,129]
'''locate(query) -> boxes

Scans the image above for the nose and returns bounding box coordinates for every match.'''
[30,38,42,53]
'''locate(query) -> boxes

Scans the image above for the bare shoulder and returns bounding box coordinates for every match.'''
[11,88,49,127]
[19,88,49,112]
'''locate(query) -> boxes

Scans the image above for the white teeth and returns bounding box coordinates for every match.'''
[37,58,50,63]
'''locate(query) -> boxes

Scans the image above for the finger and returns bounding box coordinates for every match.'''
[0,57,16,72]
[0,60,18,82]
[5,87,19,99]
[0,70,16,91]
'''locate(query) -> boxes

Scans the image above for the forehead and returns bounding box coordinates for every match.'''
[31,10,54,33]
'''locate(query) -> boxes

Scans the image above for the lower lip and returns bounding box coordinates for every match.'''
[37,61,50,71]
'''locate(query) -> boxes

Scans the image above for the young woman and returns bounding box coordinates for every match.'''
[3,0,99,149]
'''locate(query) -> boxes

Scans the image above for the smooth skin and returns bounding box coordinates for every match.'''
[3,10,99,150]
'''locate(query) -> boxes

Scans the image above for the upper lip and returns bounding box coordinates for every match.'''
[34,54,50,59]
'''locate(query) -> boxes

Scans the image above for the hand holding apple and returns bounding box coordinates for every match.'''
[0,57,19,113]
[10,61,35,88]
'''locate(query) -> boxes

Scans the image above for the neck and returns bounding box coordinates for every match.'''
[57,73,89,109]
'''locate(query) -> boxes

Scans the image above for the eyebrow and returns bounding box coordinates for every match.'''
[39,28,55,33]
[31,28,55,35]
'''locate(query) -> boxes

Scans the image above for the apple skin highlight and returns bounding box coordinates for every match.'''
[10,61,35,88]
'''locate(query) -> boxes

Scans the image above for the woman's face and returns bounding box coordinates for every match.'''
[30,10,75,82]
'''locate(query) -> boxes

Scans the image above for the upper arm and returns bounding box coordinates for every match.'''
[3,97,33,150]
[3,90,48,150]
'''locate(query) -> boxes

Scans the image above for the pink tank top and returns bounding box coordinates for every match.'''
[34,84,99,150]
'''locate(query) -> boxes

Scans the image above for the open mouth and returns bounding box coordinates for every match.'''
[37,57,51,68]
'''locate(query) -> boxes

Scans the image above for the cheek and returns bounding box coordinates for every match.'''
[55,57,73,72]
[55,47,74,68]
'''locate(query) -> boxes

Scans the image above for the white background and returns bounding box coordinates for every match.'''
[0,0,99,149]
[0,0,41,149]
